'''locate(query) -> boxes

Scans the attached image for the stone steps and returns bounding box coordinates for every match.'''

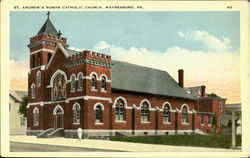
[37,128,64,138]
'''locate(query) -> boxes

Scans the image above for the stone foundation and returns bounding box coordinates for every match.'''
[27,129,198,138]
[27,130,43,136]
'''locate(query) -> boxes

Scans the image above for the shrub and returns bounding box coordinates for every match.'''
[110,134,241,149]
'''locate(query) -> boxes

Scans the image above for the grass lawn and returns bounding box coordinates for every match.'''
[110,134,241,149]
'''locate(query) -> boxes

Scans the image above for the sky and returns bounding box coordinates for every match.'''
[10,11,240,103]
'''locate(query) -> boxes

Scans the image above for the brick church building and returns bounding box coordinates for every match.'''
[26,13,226,138]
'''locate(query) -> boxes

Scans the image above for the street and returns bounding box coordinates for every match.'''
[10,135,240,152]
[10,141,124,152]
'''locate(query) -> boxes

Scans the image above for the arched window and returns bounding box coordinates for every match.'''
[141,101,150,122]
[31,83,36,98]
[101,76,106,91]
[115,99,125,121]
[36,71,41,87]
[52,73,66,101]
[181,105,188,123]
[91,74,97,90]
[95,105,103,123]
[71,75,76,92]
[73,103,80,124]
[78,73,83,90]
[219,101,223,111]
[33,108,39,126]
[163,104,171,123]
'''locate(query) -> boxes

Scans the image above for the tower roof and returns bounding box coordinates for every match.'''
[37,12,58,36]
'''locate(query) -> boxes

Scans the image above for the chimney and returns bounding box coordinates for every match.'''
[178,69,184,88]
[201,86,206,97]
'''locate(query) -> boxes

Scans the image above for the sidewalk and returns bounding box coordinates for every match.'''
[10,135,240,152]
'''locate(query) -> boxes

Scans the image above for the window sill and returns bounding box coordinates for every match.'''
[71,90,75,93]
[91,89,98,92]
[201,123,204,126]
[101,90,107,93]
[73,122,80,125]
[34,124,39,126]
[163,122,171,124]
[141,121,150,124]
[95,122,104,125]
[181,122,189,125]
[31,97,35,99]
[77,89,83,92]
[208,124,211,126]
[115,120,126,123]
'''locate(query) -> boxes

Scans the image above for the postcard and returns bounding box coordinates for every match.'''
[1,0,249,157]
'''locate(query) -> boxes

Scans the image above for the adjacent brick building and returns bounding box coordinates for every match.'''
[26,13,226,138]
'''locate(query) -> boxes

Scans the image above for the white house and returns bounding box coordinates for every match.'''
[9,90,27,135]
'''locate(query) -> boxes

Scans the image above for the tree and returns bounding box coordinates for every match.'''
[211,116,217,133]
[207,93,220,97]
[19,96,28,117]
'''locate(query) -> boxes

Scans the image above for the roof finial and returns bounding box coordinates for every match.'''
[57,30,62,38]
[47,11,50,19]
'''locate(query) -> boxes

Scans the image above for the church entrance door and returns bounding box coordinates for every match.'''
[55,108,63,129]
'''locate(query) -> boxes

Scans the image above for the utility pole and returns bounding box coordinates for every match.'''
[231,110,235,148]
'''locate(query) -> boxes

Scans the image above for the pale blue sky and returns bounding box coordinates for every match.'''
[10,11,239,60]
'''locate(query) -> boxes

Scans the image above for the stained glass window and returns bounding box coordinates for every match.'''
[52,74,66,101]
[141,102,150,122]
[115,99,125,121]
[36,71,41,87]
[73,104,80,124]
[78,73,83,90]
[182,106,188,123]
[91,74,97,90]
[163,104,171,123]
[71,75,76,92]
[33,108,39,126]
[101,76,106,91]
[95,105,103,123]
[31,84,36,98]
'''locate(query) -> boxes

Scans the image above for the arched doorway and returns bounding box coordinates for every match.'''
[53,105,64,129]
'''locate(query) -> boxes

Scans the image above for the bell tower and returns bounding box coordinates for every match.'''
[28,11,67,68]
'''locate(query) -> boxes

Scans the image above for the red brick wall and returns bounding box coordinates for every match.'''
[111,92,195,131]
[197,99,213,112]
[212,100,226,132]
[28,69,45,103]
[27,105,44,130]
[195,114,212,133]
[84,100,110,130]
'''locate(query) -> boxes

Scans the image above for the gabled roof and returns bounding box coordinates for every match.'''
[37,18,58,36]
[46,43,69,69]
[9,90,27,103]
[111,60,194,100]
